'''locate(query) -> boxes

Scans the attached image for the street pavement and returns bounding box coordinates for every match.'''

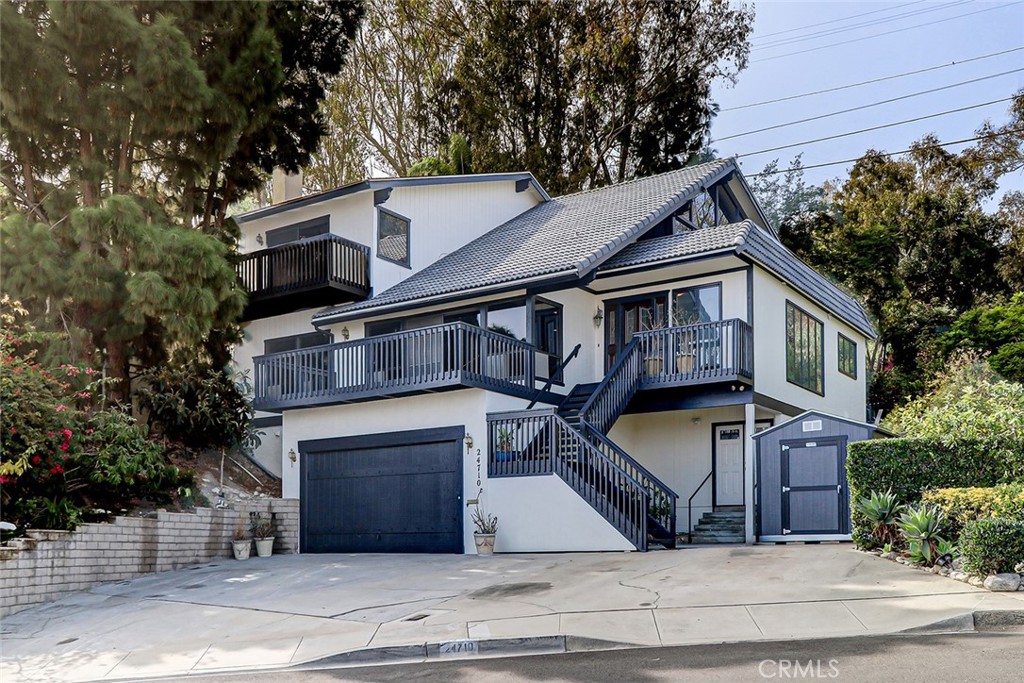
[2,544,1023,682]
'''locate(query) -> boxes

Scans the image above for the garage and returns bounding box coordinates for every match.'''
[754,411,888,542]
[299,426,464,553]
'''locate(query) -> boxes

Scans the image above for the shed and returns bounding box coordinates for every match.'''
[753,411,890,542]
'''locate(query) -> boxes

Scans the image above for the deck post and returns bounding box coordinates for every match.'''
[744,402,756,544]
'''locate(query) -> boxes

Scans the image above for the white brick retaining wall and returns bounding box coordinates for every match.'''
[0,499,299,617]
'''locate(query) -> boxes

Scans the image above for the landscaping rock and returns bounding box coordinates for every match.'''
[983,573,1022,592]
[968,575,986,588]
[939,567,951,576]
[884,551,899,561]
[952,558,963,571]
[930,565,941,574]
[950,571,970,582]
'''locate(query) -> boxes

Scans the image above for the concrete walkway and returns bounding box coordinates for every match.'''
[2,545,1022,682]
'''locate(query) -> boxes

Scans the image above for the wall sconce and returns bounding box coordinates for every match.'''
[340,326,350,340]
[593,308,604,327]
[691,417,702,425]
[464,432,474,450]
[256,233,264,246]
[288,448,297,463]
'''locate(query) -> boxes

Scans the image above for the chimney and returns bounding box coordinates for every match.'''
[272,167,303,204]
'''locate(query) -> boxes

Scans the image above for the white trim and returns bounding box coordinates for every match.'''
[759,534,853,543]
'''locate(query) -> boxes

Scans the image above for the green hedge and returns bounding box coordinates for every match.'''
[922,484,1024,540]
[960,518,1024,576]
[847,438,1023,547]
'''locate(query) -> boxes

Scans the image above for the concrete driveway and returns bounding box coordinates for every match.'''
[3,544,1022,682]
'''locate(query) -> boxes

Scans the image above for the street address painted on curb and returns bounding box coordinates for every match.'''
[439,639,479,657]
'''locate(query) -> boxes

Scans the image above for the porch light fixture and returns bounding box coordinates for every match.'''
[288,448,297,464]
[464,432,474,450]
[593,308,604,327]
[340,326,350,340]
[256,233,264,246]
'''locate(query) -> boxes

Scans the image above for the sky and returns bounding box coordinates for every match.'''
[710,0,1024,199]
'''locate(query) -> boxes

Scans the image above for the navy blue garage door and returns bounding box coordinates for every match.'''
[299,427,464,553]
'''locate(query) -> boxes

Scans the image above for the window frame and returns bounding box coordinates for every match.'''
[376,206,411,268]
[785,300,825,396]
[264,216,330,248]
[263,330,333,355]
[838,332,858,380]
[671,282,723,326]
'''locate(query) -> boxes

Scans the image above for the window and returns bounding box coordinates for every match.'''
[377,208,410,267]
[786,301,824,395]
[265,216,329,247]
[838,333,857,379]
[672,283,722,325]
[264,331,333,354]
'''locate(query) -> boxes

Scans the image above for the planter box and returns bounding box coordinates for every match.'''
[254,537,274,557]
[474,533,496,555]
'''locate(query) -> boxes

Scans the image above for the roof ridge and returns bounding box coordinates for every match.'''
[550,158,733,202]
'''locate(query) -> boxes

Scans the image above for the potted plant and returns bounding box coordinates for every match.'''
[231,525,251,561]
[250,514,275,558]
[472,505,498,555]
[494,427,516,462]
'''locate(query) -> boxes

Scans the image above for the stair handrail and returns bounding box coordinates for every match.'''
[578,337,642,434]
[579,419,677,541]
[687,470,713,542]
[548,413,649,550]
[527,343,582,409]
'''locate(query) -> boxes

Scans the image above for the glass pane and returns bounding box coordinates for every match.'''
[378,211,409,264]
[673,285,721,325]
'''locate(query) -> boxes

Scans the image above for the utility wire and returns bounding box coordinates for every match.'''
[752,2,1024,63]
[753,1,968,51]
[733,96,1015,158]
[743,128,1024,178]
[753,1,927,41]
[722,46,1024,112]
[717,68,1024,142]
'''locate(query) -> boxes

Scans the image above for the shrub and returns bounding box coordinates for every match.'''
[897,504,947,566]
[922,484,1024,540]
[960,518,1024,576]
[847,437,1021,548]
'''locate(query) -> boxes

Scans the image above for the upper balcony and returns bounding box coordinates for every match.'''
[237,234,371,321]
[252,322,551,411]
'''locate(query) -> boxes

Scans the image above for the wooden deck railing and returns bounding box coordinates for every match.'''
[237,234,370,300]
[252,322,535,409]
[635,318,754,386]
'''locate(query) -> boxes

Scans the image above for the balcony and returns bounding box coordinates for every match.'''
[237,234,370,320]
[253,322,543,411]
[635,318,754,387]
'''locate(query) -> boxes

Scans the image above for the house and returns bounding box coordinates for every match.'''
[231,158,874,554]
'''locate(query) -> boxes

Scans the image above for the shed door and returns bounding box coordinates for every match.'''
[300,427,463,553]
[781,438,845,535]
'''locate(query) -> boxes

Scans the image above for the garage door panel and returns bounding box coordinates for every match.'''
[300,427,463,554]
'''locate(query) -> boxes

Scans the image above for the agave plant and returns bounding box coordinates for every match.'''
[898,504,947,566]
[856,490,903,546]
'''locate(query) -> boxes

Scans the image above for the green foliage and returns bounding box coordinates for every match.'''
[1,306,190,531]
[407,134,473,176]
[922,484,1024,540]
[942,293,1024,384]
[959,518,1024,576]
[854,490,903,547]
[846,437,1022,548]
[747,155,826,234]
[883,356,1024,459]
[249,513,274,539]
[897,504,947,566]
[137,360,259,455]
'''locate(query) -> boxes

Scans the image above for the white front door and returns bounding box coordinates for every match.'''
[715,425,745,506]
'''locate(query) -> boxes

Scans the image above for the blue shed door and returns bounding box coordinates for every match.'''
[780,438,847,535]
[300,427,464,553]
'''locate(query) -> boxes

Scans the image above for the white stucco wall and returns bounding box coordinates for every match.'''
[751,268,868,420]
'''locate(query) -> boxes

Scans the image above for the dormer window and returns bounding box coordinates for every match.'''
[377,207,410,268]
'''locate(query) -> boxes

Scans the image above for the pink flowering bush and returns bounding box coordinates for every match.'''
[1,299,191,531]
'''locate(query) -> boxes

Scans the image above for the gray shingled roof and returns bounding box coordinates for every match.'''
[314,158,736,322]
[600,221,754,270]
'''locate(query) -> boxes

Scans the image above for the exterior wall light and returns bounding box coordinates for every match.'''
[593,308,604,327]
[340,326,350,340]
[288,448,297,463]
[464,433,474,450]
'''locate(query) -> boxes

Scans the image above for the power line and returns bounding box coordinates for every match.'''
[753,1,927,41]
[752,2,1024,64]
[733,96,1015,158]
[753,1,968,51]
[743,128,1024,178]
[717,68,1024,142]
[722,46,1024,112]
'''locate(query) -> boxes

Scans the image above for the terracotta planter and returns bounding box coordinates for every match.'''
[254,537,274,557]
[676,353,695,374]
[232,539,251,561]
[645,357,663,377]
[474,533,496,555]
